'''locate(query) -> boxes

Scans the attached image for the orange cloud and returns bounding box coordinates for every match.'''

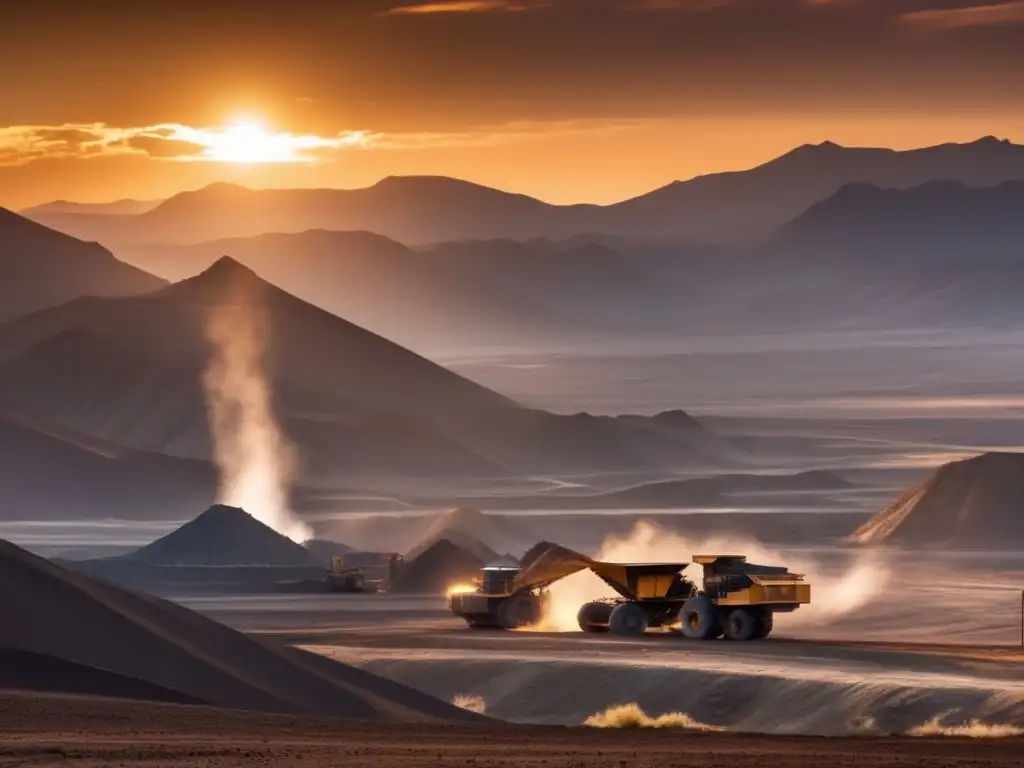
[625,0,730,9]
[386,0,546,13]
[900,1,1024,29]
[0,122,372,167]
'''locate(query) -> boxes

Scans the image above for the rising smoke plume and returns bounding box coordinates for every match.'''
[202,275,311,542]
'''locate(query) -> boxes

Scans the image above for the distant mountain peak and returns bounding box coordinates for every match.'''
[781,140,847,158]
[202,254,258,279]
[195,181,253,195]
[374,175,476,189]
[163,254,270,304]
[971,135,1011,146]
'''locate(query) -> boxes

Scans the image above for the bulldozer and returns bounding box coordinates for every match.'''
[448,544,810,640]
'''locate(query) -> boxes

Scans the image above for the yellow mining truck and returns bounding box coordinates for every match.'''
[575,554,810,640]
[450,544,810,640]
[448,565,549,629]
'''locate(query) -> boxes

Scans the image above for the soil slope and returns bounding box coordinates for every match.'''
[852,452,1024,547]
[0,538,480,722]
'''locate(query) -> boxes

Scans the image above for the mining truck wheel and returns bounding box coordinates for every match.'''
[679,596,719,640]
[497,594,541,629]
[577,601,613,633]
[608,602,649,637]
[724,607,758,641]
[753,610,774,639]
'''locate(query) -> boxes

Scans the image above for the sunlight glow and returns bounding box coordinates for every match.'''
[168,118,368,164]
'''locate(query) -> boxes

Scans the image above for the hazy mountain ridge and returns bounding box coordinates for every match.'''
[118,230,685,351]
[0,208,165,320]
[614,136,1024,242]
[25,137,1024,248]
[21,198,160,216]
[769,179,1024,260]
[0,257,738,486]
[101,171,1024,350]
[0,406,216,521]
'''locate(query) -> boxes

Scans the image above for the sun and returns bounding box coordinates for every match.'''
[203,118,298,164]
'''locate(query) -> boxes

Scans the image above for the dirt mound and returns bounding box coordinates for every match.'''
[419,507,538,557]
[0,649,205,705]
[405,530,501,564]
[120,505,315,566]
[852,452,1024,548]
[0,538,481,721]
[391,538,484,594]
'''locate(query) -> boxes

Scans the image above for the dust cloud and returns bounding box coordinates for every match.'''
[202,284,311,543]
[452,694,487,714]
[908,715,1023,738]
[585,703,723,730]
[536,521,891,631]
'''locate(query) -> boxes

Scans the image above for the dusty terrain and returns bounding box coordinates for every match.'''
[3,692,1024,768]
[173,550,1024,739]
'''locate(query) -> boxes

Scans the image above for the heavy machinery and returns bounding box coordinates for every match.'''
[575,554,810,640]
[323,553,404,593]
[447,565,549,629]
[448,543,810,640]
[326,556,370,592]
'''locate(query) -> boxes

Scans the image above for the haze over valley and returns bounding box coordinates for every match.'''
[4,1,1024,763]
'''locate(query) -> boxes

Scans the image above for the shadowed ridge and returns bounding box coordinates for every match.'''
[0,207,166,319]
[0,538,486,721]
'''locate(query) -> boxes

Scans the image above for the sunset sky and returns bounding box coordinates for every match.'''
[2,0,1022,209]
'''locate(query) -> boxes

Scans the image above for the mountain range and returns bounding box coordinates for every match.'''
[0,250,739,500]
[120,230,689,351]
[97,179,1024,349]
[9,135,1024,359]
[22,198,160,217]
[24,136,1024,248]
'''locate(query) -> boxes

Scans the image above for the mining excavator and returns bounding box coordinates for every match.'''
[448,544,810,640]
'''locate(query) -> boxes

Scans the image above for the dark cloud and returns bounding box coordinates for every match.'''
[0,1,1020,134]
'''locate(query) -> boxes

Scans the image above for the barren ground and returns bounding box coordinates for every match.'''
[3,692,1023,768]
